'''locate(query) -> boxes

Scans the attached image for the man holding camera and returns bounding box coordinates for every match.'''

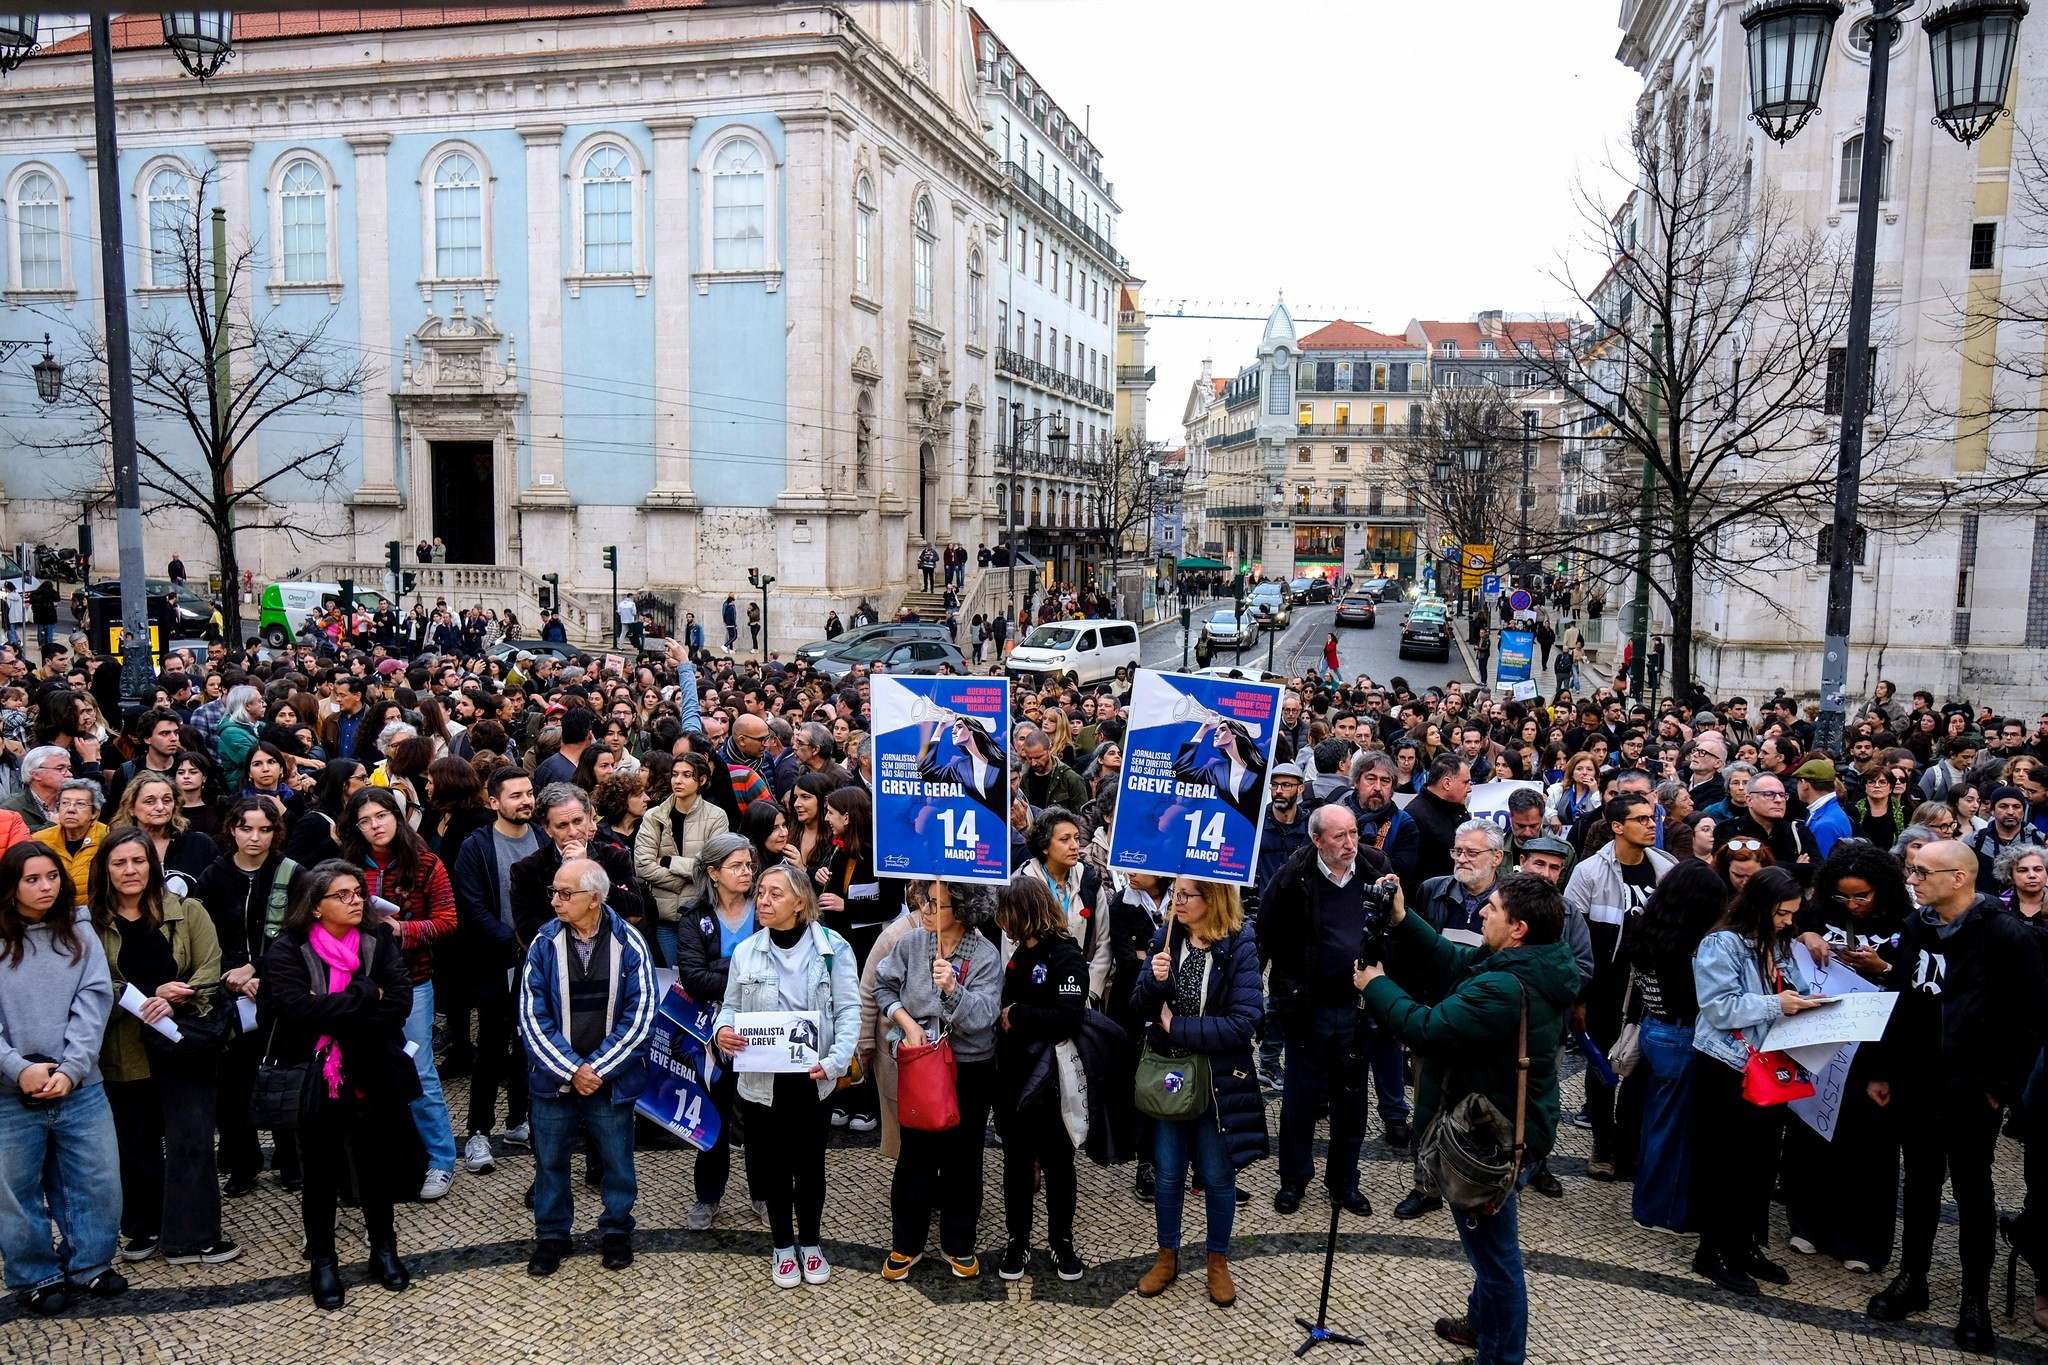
[1258,804,1395,1217]
[1359,873,1579,1365]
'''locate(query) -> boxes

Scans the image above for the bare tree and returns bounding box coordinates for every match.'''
[1948,123,2048,509]
[35,167,367,614]
[1383,383,1524,597]
[1519,105,1931,699]
[1086,428,1182,615]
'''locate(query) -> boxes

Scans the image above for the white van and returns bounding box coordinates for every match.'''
[258,580,391,648]
[1004,619,1142,687]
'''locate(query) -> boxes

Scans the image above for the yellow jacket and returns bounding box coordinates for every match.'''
[33,820,107,901]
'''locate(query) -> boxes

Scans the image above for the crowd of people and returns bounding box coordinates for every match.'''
[2,608,2045,1362]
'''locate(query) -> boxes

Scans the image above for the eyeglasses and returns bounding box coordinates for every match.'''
[1723,838,1763,853]
[1751,789,1786,800]
[1449,847,1496,862]
[321,889,365,904]
[1622,815,1658,826]
[547,886,593,901]
[1905,866,1966,882]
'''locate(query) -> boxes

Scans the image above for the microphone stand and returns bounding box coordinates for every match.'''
[1292,1000,1368,1356]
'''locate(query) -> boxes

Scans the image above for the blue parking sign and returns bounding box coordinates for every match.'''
[1482,574,1501,596]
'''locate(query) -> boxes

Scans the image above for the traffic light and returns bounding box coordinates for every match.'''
[601,545,617,572]
[539,572,559,613]
[337,577,355,614]
[747,567,759,588]
[385,540,401,575]
[76,523,91,569]
[400,571,417,595]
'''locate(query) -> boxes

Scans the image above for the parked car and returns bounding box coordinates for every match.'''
[814,634,968,678]
[1398,611,1452,662]
[797,622,950,665]
[1199,610,1258,650]
[1187,663,1289,685]
[91,577,217,632]
[1004,619,1141,686]
[1247,582,1291,629]
[1335,591,1378,628]
[1289,577,1333,605]
[486,639,582,665]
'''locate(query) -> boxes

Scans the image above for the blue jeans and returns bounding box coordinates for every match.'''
[1632,1017,1697,1233]
[530,1091,638,1240]
[0,1085,122,1292]
[1153,1110,1236,1254]
[655,923,679,975]
[402,980,458,1174]
[1366,1016,1410,1122]
[1453,1177,1529,1365]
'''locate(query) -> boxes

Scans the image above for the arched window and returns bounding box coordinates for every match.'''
[432,151,484,279]
[278,160,327,283]
[1030,487,1041,523]
[968,249,984,336]
[146,165,192,287]
[913,195,936,317]
[854,174,876,294]
[712,139,765,270]
[1839,134,1893,205]
[10,168,64,293]
[580,146,633,274]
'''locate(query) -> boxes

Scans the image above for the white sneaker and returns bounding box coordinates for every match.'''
[800,1246,831,1285]
[829,1109,851,1128]
[1844,1259,1873,1273]
[462,1133,496,1173]
[502,1122,531,1147]
[771,1247,802,1289]
[419,1169,455,1201]
[847,1114,879,1134]
[1787,1236,1818,1256]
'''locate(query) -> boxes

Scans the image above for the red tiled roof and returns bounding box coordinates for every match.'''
[1211,378,1227,398]
[1410,318,1570,358]
[40,4,705,55]
[1297,320,1413,352]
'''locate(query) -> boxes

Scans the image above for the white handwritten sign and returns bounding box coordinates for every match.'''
[1783,943,1887,1142]
[731,1010,823,1074]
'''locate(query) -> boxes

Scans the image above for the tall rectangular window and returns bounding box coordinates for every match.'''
[279,162,329,282]
[15,172,61,289]
[1824,346,1879,416]
[710,140,766,270]
[1971,221,1998,271]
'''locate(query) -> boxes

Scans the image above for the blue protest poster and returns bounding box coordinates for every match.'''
[1498,629,1535,684]
[870,673,1011,883]
[635,983,722,1151]
[1106,668,1283,886]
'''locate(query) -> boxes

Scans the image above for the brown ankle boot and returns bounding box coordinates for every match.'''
[1136,1249,1177,1297]
[1206,1252,1236,1307]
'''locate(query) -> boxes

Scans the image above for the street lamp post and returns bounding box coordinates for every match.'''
[1005,401,1068,631]
[1739,0,2027,756]
[0,11,236,707]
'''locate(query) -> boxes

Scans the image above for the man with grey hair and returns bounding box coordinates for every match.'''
[791,721,849,787]
[509,782,646,946]
[1014,723,1086,813]
[5,745,76,832]
[1684,733,1728,810]
[1340,748,1418,887]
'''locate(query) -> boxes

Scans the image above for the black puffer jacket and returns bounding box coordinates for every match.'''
[1127,924,1269,1170]
[1871,896,2048,1106]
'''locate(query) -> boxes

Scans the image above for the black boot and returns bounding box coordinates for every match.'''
[369,1241,411,1291]
[1133,1161,1155,1204]
[1867,1269,1930,1321]
[1691,1246,1759,1297]
[308,1256,345,1311]
[1954,1294,1995,1354]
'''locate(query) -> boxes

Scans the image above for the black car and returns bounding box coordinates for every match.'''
[1334,592,1378,628]
[797,622,950,665]
[1358,577,1403,603]
[1397,612,1451,662]
[87,577,212,629]
[1289,577,1333,605]
[814,635,968,677]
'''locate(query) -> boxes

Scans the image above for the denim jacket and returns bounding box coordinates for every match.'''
[1690,929,1811,1072]
[715,921,862,1104]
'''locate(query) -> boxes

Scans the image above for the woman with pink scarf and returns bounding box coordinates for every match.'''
[259,859,419,1311]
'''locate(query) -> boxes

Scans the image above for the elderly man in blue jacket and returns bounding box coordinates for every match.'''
[518,857,656,1278]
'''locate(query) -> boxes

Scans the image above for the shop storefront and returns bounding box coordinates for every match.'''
[1293,523,1346,578]
[1361,524,1418,580]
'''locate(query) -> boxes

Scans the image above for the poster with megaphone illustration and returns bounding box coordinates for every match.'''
[871,673,1012,883]
[1107,668,1283,886]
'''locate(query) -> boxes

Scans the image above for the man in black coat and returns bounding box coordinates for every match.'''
[1406,753,1473,889]
[1258,804,1398,1215]
[509,783,648,950]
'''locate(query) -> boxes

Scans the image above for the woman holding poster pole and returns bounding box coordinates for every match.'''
[713,864,860,1290]
[873,879,1002,1281]
[1130,878,1266,1308]
[673,832,760,1232]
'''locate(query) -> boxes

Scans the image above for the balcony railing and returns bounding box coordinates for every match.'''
[1207,428,1258,450]
[1288,501,1357,520]
[994,346,1113,411]
[1117,365,1156,385]
[1000,161,1128,272]
[1000,443,1108,479]
[1293,423,1390,439]
[1206,501,1266,520]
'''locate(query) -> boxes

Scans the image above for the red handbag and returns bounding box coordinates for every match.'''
[1741,1047,1815,1105]
[896,1035,960,1132]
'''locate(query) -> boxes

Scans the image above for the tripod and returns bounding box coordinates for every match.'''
[1292,1197,1364,1355]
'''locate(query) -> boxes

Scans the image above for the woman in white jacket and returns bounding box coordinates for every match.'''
[634,751,730,967]
[713,864,860,1290]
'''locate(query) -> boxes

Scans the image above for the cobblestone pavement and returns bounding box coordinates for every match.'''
[6,1069,2043,1365]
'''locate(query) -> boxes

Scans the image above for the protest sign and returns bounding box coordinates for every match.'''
[1759,990,1896,1056]
[635,983,722,1150]
[1497,629,1534,684]
[1107,668,1282,886]
[732,1010,824,1073]
[1785,942,1883,1142]
[870,674,1011,883]
[1466,780,1544,834]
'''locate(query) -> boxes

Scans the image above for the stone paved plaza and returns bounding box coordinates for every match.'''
[6,1070,2045,1365]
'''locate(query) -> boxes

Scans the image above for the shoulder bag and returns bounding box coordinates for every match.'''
[1737,953,1814,1105]
[1417,977,1528,1216]
[1608,967,1643,1079]
[1133,943,1213,1121]
[248,1016,319,1131]
[896,1035,960,1132]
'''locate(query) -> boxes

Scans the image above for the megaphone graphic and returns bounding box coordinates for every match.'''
[1171,694,1227,729]
[910,694,962,729]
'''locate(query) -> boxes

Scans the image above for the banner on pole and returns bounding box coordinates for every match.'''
[1497,629,1534,684]
[635,983,722,1151]
[871,674,1012,883]
[1106,668,1283,886]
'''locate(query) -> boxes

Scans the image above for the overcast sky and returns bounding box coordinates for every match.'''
[972,0,1646,441]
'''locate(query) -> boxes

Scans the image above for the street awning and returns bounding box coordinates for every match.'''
[1175,555,1228,570]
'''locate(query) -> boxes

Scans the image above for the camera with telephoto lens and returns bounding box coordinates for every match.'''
[1356,879,1398,968]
